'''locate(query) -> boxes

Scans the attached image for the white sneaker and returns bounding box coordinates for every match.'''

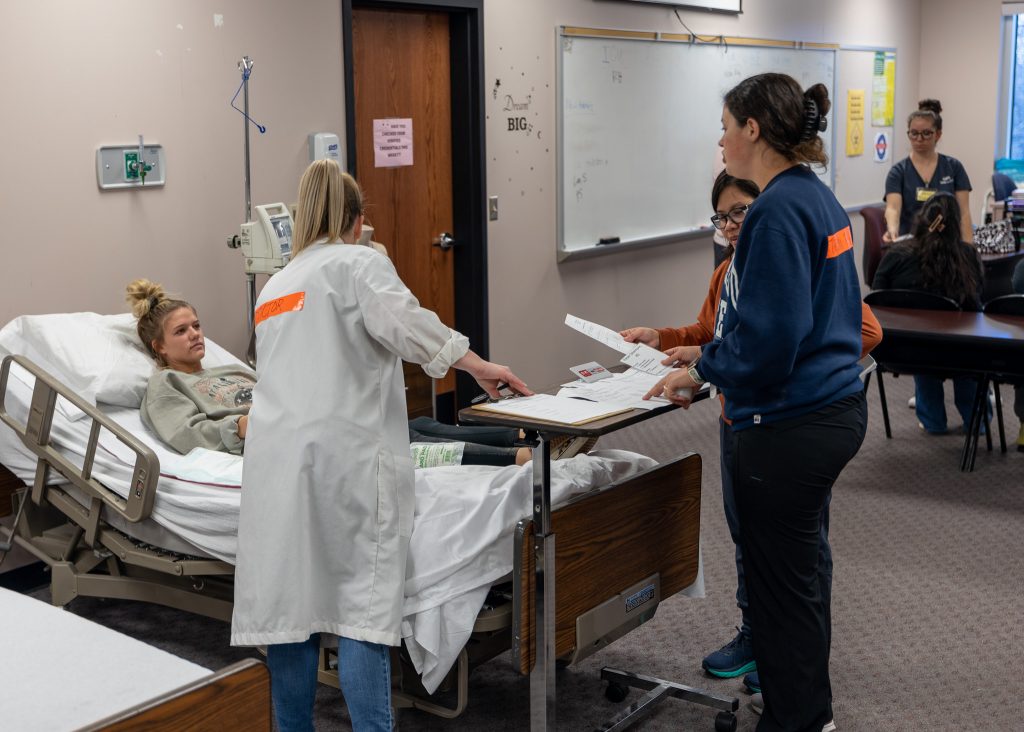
[751,693,835,730]
[907,396,916,409]
[750,692,763,715]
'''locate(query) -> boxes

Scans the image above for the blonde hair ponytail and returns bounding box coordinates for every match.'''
[292,159,364,256]
[125,278,196,364]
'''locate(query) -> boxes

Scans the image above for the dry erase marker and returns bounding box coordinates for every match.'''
[598,236,620,245]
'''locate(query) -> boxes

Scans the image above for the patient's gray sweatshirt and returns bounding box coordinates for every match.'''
[140,366,256,455]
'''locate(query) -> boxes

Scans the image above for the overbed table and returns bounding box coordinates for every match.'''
[459,387,739,732]
[871,306,1024,471]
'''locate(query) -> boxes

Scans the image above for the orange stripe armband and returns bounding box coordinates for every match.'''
[254,291,305,326]
[826,226,853,259]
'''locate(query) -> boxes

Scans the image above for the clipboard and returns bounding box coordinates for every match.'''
[470,394,633,426]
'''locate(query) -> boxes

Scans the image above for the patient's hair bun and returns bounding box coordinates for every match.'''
[125,278,167,319]
[918,98,942,115]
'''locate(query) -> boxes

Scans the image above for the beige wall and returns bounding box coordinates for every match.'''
[0,0,346,357]
[0,0,1007,392]
[484,0,924,387]
[919,0,1005,226]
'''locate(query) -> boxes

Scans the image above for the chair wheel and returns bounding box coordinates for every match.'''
[604,681,629,703]
[714,711,737,732]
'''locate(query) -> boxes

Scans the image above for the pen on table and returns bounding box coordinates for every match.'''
[471,382,510,405]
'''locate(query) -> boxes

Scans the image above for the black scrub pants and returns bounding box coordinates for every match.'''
[732,391,867,732]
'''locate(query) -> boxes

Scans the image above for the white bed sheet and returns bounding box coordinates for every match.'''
[0,587,210,731]
[0,363,703,694]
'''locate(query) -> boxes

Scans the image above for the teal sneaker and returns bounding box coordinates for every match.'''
[701,629,755,678]
[743,671,760,693]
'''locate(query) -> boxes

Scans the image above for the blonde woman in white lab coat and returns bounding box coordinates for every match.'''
[231,159,530,732]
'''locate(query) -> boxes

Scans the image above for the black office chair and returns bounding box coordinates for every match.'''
[863,289,961,439]
[983,173,1018,224]
[982,294,1024,452]
[993,173,1017,202]
[859,206,887,287]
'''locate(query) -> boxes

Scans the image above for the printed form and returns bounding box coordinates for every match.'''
[564,314,674,376]
[558,368,690,410]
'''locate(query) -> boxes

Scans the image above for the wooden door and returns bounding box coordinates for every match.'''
[351,7,455,419]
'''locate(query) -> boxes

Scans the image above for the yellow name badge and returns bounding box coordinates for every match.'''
[916,187,937,202]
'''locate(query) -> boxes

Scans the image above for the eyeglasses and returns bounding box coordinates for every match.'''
[907,129,936,140]
[710,205,749,230]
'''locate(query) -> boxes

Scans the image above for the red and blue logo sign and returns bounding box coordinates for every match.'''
[873,133,889,163]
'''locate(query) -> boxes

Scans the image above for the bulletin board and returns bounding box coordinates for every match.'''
[832,46,898,211]
[557,26,837,261]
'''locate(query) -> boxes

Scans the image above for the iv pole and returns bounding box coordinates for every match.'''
[239,56,257,335]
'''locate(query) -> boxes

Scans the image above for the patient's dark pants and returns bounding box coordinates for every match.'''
[407,416,520,467]
[732,392,867,732]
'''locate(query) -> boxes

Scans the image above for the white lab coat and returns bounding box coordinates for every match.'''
[230,240,469,647]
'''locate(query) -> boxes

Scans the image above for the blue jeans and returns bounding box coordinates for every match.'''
[266,634,393,732]
[914,375,986,434]
[721,419,833,640]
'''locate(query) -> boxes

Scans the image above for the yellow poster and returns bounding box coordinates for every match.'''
[847,120,864,157]
[847,89,865,156]
[871,51,896,127]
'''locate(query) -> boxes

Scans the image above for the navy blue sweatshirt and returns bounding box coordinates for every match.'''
[696,165,863,430]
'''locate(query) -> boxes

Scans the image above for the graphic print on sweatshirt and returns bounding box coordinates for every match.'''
[195,373,256,408]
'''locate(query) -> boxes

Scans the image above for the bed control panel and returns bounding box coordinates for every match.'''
[571,572,661,665]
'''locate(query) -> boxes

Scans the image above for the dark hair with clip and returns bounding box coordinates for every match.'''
[891,192,979,306]
[908,98,943,132]
[724,73,830,168]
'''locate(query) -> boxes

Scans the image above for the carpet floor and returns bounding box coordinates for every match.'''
[29,374,1024,731]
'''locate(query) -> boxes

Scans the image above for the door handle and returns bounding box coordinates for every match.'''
[432,232,455,251]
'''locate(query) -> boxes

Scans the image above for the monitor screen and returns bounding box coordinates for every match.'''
[270,215,293,256]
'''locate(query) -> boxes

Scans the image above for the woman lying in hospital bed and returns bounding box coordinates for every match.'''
[0,306,679,694]
[126,278,591,467]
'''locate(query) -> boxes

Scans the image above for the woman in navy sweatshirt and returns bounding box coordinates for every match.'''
[648,73,868,732]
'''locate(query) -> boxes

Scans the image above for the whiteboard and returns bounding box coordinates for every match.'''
[832,47,897,211]
[557,29,836,261]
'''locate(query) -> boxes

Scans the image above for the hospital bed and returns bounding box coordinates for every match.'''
[0,312,728,729]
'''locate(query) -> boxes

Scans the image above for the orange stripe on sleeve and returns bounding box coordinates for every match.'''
[254,291,305,326]
[826,226,854,259]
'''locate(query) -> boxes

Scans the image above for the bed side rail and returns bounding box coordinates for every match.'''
[0,354,160,525]
[512,452,702,675]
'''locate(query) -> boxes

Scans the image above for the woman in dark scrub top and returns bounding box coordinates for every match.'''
[883,98,973,244]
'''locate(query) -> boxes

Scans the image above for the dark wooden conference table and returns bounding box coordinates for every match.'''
[870,305,1024,471]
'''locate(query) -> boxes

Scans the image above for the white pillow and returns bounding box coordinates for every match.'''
[0,313,246,419]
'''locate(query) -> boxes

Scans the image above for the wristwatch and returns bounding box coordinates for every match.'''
[687,361,706,386]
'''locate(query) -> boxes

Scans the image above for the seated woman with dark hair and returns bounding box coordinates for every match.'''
[871,191,985,434]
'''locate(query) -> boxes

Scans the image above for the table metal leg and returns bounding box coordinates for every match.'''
[961,379,988,472]
[598,667,738,731]
[877,371,892,439]
[530,438,555,731]
[994,383,1007,453]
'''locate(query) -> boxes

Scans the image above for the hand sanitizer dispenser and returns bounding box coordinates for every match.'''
[308,133,342,164]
